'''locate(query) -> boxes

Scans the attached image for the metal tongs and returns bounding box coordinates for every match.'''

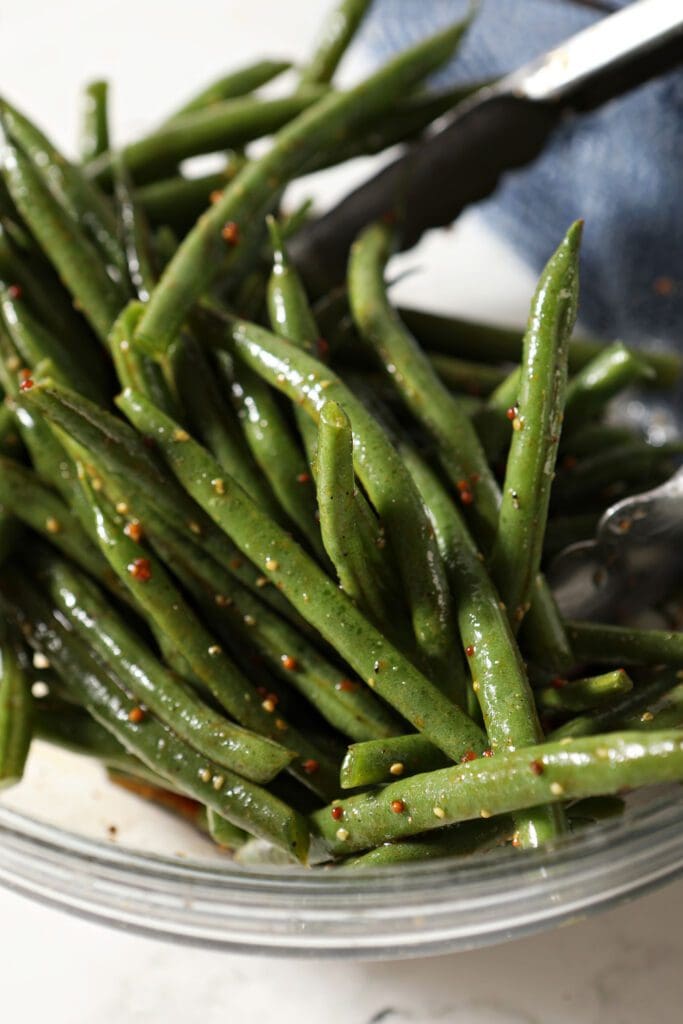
[291,0,683,622]
[291,0,683,289]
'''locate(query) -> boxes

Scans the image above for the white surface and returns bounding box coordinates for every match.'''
[1,1,682,1019]
[0,880,682,1023]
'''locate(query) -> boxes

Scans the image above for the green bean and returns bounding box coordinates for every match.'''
[397,306,682,389]
[349,221,502,548]
[0,218,100,351]
[0,456,106,580]
[265,214,343,511]
[143,514,400,741]
[0,119,126,341]
[620,685,683,732]
[535,670,633,715]
[79,80,110,162]
[567,621,683,669]
[343,817,511,867]
[111,155,157,302]
[0,283,109,403]
[567,795,625,826]
[563,342,655,432]
[36,549,296,782]
[548,670,680,741]
[117,388,489,762]
[1,572,310,861]
[20,380,299,620]
[402,446,563,846]
[206,808,248,850]
[426,353,509,396]
[69,461,337,798]
[0,99,129,289]
[266,214,319,355]
[340,734,450,789]
[311,729,683,856]
[297,0,373,90]
[551,441,683,508]
[489,222,582,628]
[0,621,32,788]
[167,60,292,120]
[109,301,179,418]
[220,352,325,557]
[88,92,324,187]
[316,400,404,637]
[560,422,639,458]
[0,404,21,457]
[135,162,246,231]
[168,332,280,514]
[134,18,473,353]
[204,314,465,693]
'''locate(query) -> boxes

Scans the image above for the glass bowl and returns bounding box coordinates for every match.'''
[1,743,683,958]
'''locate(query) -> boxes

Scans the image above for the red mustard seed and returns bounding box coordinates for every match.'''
[221,221,240,245]
[128,557,152,581]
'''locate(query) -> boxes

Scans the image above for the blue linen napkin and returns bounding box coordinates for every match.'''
[356,0,682,348]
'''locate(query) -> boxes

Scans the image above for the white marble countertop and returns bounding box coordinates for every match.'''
[1,1,682,1019]
[1,879,682,1022]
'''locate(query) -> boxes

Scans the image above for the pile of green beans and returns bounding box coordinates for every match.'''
[0,0,682,868]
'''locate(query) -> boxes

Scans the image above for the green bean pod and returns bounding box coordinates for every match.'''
[167,59,292,120]
[297,0,373,90]
[311,729,683,856]
[0,282,109,403]
[316,399,404,637]
[0,99,129,288]
[397,306,682,389]
[111,155,157,302]
[548,670,681,741]
[89,92,324,186]
[489,222,582,627]
[135,161,246,231]
[168,332,280,514]
[343,817,511,868]
[1,573,310,861]
[340,734,450,789]
[0,622,32,788]
[117,388,488,762]
[206,808,248,850]
[20,380,300,621]
[535,669,634,715]
[222,353,325,557]
[567,621,683,669]
[552,442,683,508]
[0,120,126,341]
[146,518,401,742]
[79,80,110,162]
[36,550,296,782]
[348,220,502,548]
[109,302,179,418]
[0,456,106,581]
[207,314,465,694]
[562,342,656,433]
[134,18,473,352]
[402,446,563,846]
[69,462,337,798]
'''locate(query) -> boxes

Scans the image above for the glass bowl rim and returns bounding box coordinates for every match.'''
[2,785,683,958]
